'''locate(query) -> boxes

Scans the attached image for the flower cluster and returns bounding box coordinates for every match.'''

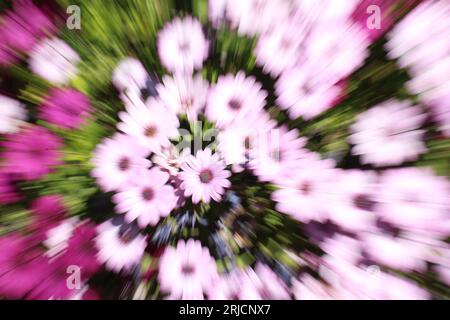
[0,0,449,300]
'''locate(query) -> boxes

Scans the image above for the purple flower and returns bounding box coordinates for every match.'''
[158,239,218,299]
[1,126,63,181]
[39,88,92,130]
[179,148,231,204]
[0,0,55,65]
[30,195,67,240]
[0,233,50,299]
[0,170,21,205]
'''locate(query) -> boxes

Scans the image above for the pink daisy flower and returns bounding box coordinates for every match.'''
[1,126,62,180]
[30,194,67,241]
[240,263,290,300]
[248,126,309,183]
[272,157,336,223]
[39,88,92,130]
[157,16,208,74]
[157,73,209,121]
[29,37,80,85]
[225,0,291,36]
[349,100,426,166]
[217,110,276,171]
[158,239,218,299]
[362,232,427,272]
[0,95,27,133]
[326,169,378,232]
[255,18,305,76]
[179,148,231,204]
[205,71,267,129]
[374,168,450,237]
[113,167,177,228]
[95,220,147,273]
[117,94,179,152]
[112,57,148,93]
[91,133,151,192]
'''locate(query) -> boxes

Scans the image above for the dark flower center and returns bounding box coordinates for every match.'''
[181,263,195,275]
[228,99,242,110]
[119,229,134,244]
[118,157,130,171]
[142,187,154,201]
[299,182,311,195]
[199,169,213,183]
[244,136,251,150]
[352,194,375,211]
[181,97,194,109]
[144,125,157,138]
[179,41,190,52]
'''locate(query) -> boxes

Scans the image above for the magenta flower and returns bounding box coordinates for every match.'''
[179,148,231,204]
[0,233,49,299]
[30,195,67,240]
[113,168,177,228]
[205,71,267,128]
[39,88,92,130]
[157,16,208,73]
[95,220,147,273]
[0,0,55,65]
[0,170,21,205]
[1,126,63,180]
[55,222,101,279]
[91,133,151,192]
[158,239,218,300]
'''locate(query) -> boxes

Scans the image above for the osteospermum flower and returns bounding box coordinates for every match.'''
[349,100,426,166]
[0,0,55,65]
[113,168,177,228]
[179,148,231,204]
[217,110,276,171]
[117,94,179,152]
[1,126,62,180]
[248,126,309,183]
[205,71,267,128]
[29,37,80,85]
[375,168,450,237]
[112,57,149,93]
[91,133,151,192]
[240,263,290,300]
[0,95,27,133]
[95,220,147,273]
[39,88,92,130]
[272,157,336,223]
[30,195,67,240]
[157,16,208,73]
[158,239,218,299]
[156,73,209,121]
[276,66,346,120]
